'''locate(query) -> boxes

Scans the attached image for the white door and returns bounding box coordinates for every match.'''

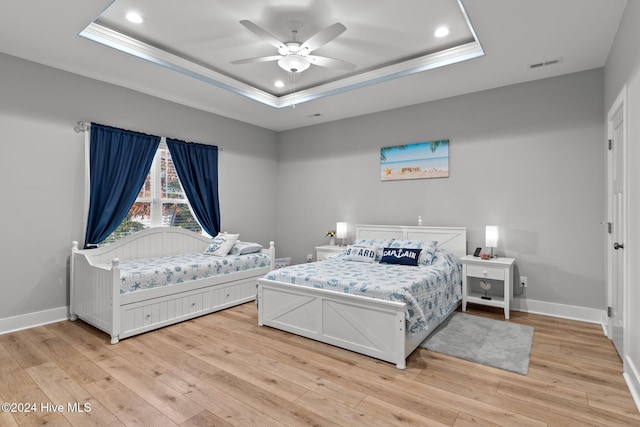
[607,89,626,358]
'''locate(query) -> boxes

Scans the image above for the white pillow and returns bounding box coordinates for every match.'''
[342,245,378,263]
[352,238,394,261]
[204,233,239,256]
[229,240,263,255]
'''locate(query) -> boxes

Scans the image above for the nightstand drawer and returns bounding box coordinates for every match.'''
[466,265,505,280]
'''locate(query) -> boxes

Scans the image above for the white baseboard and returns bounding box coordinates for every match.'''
[512,297,606,326]
[512,297,640,412]
[1,300,606,335]
[0,306,68,335]
[624,355,640,412]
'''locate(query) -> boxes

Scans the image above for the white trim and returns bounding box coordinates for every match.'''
[0,306,68,335]
[605,85,629,360]
[78,0,483,108]
[623,355,640,412]
[0,299,608,333]
[602,311,610,337]
[512,297,605,325]
[82,124,90,248]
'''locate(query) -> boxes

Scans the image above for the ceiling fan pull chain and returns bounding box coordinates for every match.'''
[290,71,296,109]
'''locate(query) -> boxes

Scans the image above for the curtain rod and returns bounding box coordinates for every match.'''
[73,121,222,150]
[74,121,89,133]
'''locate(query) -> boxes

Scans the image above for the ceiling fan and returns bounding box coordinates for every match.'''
[231,20,357,73]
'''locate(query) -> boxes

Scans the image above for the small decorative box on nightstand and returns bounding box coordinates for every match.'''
[461,255,515,319]
[315,245,345,261]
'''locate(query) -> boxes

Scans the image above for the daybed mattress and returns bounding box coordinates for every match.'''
[116,252,271,294]
[263,249,462,335]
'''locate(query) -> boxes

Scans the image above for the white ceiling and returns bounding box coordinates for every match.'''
[0,0,628,131]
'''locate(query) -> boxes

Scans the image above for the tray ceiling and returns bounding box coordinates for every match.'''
[82,0,483,108]
[0,0,628,130]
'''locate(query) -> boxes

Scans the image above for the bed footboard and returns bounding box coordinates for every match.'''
[258,278,408,369]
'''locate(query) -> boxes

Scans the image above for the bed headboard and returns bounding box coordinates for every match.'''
[354,224,467,258]
[72,227,212,264]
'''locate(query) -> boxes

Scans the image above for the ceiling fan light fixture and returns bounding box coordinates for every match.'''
[278,55,310,73]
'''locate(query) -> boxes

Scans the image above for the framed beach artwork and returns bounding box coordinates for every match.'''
[380,139,450,181]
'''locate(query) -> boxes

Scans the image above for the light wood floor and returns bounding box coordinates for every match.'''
[1,303,638,426]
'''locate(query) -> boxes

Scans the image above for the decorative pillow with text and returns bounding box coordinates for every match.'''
[379,247,422,266]
[342,245,378,263]
[389,239,438,265]
[352,238,394,261]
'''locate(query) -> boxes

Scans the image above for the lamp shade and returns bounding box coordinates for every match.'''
[485,225,499,248]
[336,222,348,239]
[278,55,310,73]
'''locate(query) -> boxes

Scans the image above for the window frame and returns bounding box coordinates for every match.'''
[102,138,203,244]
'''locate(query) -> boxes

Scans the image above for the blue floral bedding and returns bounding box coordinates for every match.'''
[118,253,271,294]
[263,248,462,335]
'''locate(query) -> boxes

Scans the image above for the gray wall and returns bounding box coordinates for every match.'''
[604,0,640,401]
[0,53,608,319]
[0,53,278,319]
[277,69,605,310]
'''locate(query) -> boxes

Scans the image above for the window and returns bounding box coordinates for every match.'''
[103,140,202,244]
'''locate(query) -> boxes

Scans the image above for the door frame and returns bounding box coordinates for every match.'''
[606,84,629,357]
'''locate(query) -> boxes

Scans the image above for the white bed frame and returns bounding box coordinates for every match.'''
[70,227,275,344]
[257,224,466,369]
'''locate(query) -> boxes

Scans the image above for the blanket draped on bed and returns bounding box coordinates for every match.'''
[263,249,462,335]
[117,252,271,294]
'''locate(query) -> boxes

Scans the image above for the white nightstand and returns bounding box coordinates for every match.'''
[461,255,515,319]
[315,245,345,261]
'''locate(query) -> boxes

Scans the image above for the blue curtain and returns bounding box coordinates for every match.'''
[166,138,220,236]
[84,123,160,248]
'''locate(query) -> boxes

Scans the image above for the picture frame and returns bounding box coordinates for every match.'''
[380,139,449,181]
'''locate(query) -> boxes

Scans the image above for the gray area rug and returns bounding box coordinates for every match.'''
[420,312,534,375]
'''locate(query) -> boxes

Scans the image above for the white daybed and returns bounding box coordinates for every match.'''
[257,224,466,369]
[71,227,275,344]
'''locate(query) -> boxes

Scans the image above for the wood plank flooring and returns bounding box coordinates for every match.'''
[1,303,638,426]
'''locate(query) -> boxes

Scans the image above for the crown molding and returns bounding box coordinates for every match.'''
[79,0,483,108]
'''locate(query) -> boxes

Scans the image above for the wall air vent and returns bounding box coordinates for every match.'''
[529,57,563,70]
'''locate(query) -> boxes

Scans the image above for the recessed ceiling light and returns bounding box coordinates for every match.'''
[274,80,285,88]
[126,11,144,24]
[434,26,450,38]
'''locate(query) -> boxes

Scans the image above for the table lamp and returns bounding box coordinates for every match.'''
[336,222,347,246]
[485,225,499,258]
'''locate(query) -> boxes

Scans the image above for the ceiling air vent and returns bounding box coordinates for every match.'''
[528,57,563,70]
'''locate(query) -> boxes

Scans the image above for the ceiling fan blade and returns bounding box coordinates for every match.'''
[230,55,282,65]
[306,55,356,71]
[239,20,286,51]
[299,23,346,53]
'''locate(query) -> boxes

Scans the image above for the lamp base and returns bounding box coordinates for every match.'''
[481,296,492,300]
